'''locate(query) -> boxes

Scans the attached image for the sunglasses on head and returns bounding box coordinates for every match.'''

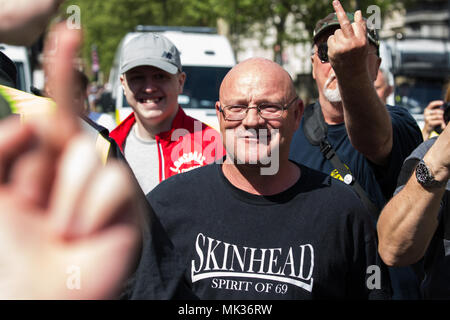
[314,42,330,63]
[313,41,380,64]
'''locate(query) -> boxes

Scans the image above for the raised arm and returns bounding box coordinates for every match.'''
[328,0,392,165]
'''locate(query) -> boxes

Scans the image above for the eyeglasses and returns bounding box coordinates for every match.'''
[312,42,379,63]
[219,96,298,121]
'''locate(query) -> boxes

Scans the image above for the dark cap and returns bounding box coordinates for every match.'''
[313,12,380,48]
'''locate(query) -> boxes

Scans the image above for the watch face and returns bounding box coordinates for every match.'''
[416,162,429,184]
[416,160,446,188]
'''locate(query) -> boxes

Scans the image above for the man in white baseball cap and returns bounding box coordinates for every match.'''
[110,33,224,194]
[120,33,182,75]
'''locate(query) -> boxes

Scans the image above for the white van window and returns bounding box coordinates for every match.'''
[180,66,231,109]
[395,77,445,115]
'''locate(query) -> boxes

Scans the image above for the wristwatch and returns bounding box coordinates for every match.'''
[415,159,447,188]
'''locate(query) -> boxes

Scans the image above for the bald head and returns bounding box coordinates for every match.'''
[215,57,303,175]
[219,58,296,104]
[375,68,393,104]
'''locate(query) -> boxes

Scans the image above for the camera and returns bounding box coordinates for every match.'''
[434,102,450,134]
[441,102,450,124]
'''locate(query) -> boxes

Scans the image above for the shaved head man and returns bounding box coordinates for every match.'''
[374,69,393,105]
[217,58,302,191]
[124,57,391,300]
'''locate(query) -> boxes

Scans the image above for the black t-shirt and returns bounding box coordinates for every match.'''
[125,162,391,299]
[289,104,423,211]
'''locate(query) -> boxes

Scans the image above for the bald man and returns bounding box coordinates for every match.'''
[123,58,391,300]
[375,69,393,105]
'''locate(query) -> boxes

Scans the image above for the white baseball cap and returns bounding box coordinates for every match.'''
[120,33,182,75]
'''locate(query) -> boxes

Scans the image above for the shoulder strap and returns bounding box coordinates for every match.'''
[95,134,112,166]
[81,115,113,165]
[303,102,380,220]
[303,102,328,146]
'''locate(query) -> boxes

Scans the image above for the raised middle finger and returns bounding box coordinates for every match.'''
[333,0,354,38]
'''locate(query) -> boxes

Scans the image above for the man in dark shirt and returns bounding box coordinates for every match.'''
[288,0,422,299]
[124,56,391,300]
[289,1,422,212]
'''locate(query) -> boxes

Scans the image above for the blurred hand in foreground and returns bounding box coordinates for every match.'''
[0,23,142,299]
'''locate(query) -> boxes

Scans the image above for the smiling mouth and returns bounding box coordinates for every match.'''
[239,135,272,142]
[138,97,163,104]
[236,129,273,141]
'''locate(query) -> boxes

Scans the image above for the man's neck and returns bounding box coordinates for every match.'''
[318,95,344,125]
[222,158,300,196]
[134,108,178,140]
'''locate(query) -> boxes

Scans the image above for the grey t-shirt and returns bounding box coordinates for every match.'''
[124,124,159,194]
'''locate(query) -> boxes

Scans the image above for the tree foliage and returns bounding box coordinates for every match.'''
[61,0,218,80]
[214,0,401,61]
[59,0,411,80]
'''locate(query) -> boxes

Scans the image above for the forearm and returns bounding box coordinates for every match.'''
[337,70,393,165]
[377,174,444,267]
[378,134,450,267]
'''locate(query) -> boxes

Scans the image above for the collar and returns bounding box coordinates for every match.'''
[156,106,188,140]
[110,106,188,151]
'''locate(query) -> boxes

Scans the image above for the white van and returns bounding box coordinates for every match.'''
[108,26,236,130]
[0,44,32,92]
[382,37,450,130]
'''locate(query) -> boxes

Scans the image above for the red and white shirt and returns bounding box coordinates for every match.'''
[110,107,225,183]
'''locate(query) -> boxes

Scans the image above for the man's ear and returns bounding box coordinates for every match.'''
[178,72,186,94]
[387,85,394,98]
[311,56,316,80]
[294,99,304,129]
[371,57,382,81]
[215,101,221,119]
[215,100,226,133]
[120,74,126,95]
